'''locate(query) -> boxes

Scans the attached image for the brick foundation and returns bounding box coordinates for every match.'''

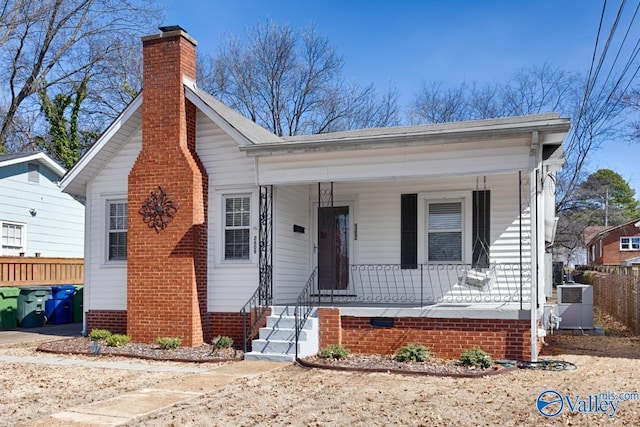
[208,312,245,349]
[88,310,246,350]
[318,308,531,360]
[86,310,127,335]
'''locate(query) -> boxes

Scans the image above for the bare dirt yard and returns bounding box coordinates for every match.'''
[1,310,639,426]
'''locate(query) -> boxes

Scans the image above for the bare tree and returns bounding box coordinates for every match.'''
[623,88,640,140]
[0,0,162,153]
[408,64,579,124]
[200,20,400,136]
[407,64,632,260]
[408,82,469,124]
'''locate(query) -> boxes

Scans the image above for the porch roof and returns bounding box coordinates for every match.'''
[240,113,570,155]
[246,114,570,185]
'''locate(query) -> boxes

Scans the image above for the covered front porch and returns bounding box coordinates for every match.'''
[239,114,568,360]
[242,173,536,360]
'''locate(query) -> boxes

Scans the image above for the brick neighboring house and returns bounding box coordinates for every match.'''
[586,219,640,266]
[60,26,570,361]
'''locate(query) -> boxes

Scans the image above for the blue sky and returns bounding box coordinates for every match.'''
[165,1,640,197]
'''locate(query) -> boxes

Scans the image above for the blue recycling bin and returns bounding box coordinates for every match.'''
[45,285,75,324]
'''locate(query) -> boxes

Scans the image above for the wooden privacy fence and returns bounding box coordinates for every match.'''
[587,270,640,335]
[0,257,84,286]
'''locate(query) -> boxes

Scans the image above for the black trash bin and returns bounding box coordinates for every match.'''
[73,285,83,323]
[17,287,51,328]
[46,285,75,324]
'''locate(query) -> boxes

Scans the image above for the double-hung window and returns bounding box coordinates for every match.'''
[427,201,463,262]
[108,201,127,261]
[620,237,640,251]
[224,195,251,261]
[1,222,25,256]
[407,191,489,267]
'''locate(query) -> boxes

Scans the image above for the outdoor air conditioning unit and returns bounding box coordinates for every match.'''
[557,284,594,329]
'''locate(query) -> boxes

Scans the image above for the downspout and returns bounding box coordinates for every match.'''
[82,181,92,336]
[529,131,541,362]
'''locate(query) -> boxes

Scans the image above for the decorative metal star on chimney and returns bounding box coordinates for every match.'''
[139,186,178,232]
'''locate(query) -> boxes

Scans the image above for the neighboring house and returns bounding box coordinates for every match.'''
[60,27,570,361]
[586,219,640,266]
[0,152,84,258]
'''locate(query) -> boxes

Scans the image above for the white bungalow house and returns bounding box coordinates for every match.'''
[60,27,570,362]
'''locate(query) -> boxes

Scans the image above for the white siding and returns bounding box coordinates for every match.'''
[196,113,260,312]
[272,173,532,303]
[86,127,141,310]
[273,184,311,303]
[195,111,256,188]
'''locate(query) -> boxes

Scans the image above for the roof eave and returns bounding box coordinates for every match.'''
[60,94,143,196]
[0,152,66,177]
[239,119,571,156]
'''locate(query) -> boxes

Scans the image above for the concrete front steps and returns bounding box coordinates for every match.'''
[244,306,319,362]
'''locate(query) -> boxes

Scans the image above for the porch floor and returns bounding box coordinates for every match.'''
[273,301,531,320]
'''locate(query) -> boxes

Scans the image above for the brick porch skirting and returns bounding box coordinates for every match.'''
[318,308,531,360]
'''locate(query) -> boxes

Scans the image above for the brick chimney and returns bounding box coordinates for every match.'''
[127,26,208,346]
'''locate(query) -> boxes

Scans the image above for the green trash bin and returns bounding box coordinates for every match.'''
[0,287,20,329]
[73,285,83,323]
[17,287,51,328]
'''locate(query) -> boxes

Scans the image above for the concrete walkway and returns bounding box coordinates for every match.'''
[26,360,285,426]
[1,323,286,426]
[0,322,83,346]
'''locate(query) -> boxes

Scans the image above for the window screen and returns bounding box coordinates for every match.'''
[427,202,462,262]
[224,196,251,260]
[108,201,127,261]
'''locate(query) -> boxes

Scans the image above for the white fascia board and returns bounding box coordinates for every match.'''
[240,120,571,157]
[0,152,66,177]
[60,95,143,194]
[183,84,252,147]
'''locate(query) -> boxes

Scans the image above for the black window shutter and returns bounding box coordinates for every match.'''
[401,194,418,269]
[472,190,490,268]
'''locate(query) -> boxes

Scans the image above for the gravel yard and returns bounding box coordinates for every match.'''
[0,311,639,426]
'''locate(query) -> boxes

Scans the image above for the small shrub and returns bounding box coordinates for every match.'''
[395,343,430,362]
[155,337,181,350]
[105,334,131,347]
[88,329,112,341]
[459,348,493,369]
[213,335,234,349]
[319,344,350,359]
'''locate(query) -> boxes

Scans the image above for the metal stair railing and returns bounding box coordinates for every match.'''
[294,267,319,360]
[240,265,272,353]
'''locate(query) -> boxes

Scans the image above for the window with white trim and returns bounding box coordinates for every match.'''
[1,222,25,255]
[224,195,251,260]
[426,201,463,262]
[620,236,640,251]
[107,201,127,261]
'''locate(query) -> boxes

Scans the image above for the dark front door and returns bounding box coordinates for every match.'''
[318,206,349,290]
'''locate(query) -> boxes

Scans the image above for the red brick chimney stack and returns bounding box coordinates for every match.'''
[127,26,208,346]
